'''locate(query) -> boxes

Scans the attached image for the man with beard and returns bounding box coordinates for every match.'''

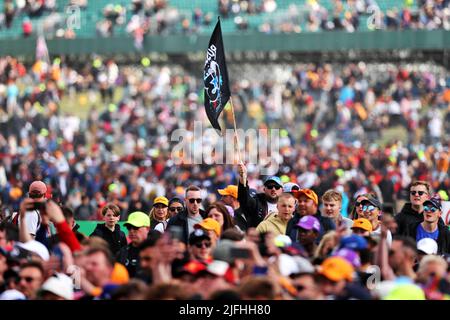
[286,189,335,243]
[167,186,207,244]
[237,162,283,228]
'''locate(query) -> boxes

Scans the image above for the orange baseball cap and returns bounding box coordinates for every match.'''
[318,256,354,282]
[293,189,318,205]
[110,263,129,285]
[218,185,238,199]
[351,218,373,232]
[194,218,221,237]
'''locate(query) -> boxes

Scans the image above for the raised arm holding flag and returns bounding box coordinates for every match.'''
[203,17,242,162]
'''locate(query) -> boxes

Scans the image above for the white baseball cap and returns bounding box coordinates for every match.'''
[0,289,26,300]
[283,182,300,193]
[417,238,438,255]
[17,240,50,261]
[40,273,74,300]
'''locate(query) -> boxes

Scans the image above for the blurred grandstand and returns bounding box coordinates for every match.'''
[0,0,448,39]
[0,1,449,219]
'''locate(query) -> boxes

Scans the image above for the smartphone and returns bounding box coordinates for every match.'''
[230,247,251,259]
[31,201,46,211]
[168,225,184,241]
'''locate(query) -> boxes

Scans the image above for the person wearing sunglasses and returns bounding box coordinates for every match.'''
[404,196,450,254]
[149,196,170,230]
[237,162,283,229]
[116,211,150,277]
[154,197,185,233]
[17,261,45,300]
[167,185,207,245]
[168,198,185,217]
[356,196,392,247]
[188,229,213,264]
[396,180,437,236]
[349,193,370,220]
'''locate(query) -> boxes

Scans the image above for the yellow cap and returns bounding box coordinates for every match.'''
[217,185,238,199]
[124,211,150,228]
[351,218,373,232]
[194,218,221,237]
[153,196,169,207]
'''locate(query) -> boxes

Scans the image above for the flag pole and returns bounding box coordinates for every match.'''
[229,96,242,164]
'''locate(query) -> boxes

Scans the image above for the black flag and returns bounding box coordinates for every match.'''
[203,18,230,132]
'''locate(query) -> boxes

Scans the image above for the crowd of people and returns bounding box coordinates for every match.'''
[0,49,449,299]
[2,0,450,39]
[0,173,449,300]
[0,55,448,220]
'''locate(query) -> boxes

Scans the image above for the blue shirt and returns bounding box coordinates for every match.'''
[416,224,439,242]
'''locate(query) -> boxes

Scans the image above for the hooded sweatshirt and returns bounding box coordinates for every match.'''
[90,223,127,255]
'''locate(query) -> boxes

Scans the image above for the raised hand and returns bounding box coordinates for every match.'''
[238,161,248,186]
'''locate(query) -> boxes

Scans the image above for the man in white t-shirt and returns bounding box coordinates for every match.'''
[13,181,47,239]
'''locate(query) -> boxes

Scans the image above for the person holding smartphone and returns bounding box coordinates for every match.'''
[13,181,48,239]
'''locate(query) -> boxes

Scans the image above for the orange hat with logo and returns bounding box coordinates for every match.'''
[217,185,238,199]
[351,218,373,232]
[293,189,318,205]
[194,218,221,237]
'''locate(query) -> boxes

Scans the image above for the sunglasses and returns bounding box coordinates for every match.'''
[169,207,183,212]
[19,276,37,283]
[362,205,376,212]
[153,204,167,209]
[410,191,427,196]
[423,205,438,213]
[265,185,281,190]
[126,225,140,231]
[188,198,202,204]
[194,242,211,249]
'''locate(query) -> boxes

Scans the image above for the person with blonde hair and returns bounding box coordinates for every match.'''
[314,231,337,263]
[149,196,170,231]
[256,193,296,237]
[321,190,353,233]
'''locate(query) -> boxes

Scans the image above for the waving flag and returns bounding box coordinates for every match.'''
[203,18,230,132]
